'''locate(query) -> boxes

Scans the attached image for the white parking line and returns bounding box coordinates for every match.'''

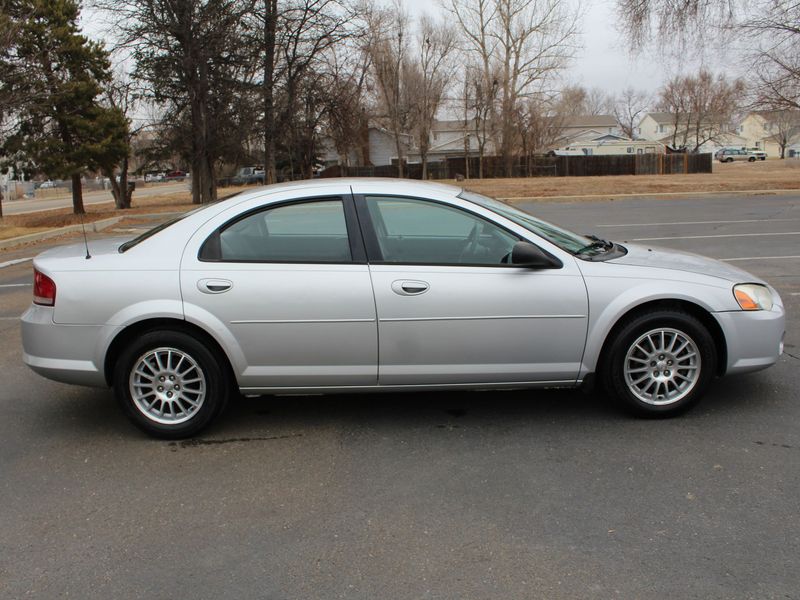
[0,283,31,288]
[599,218,800,228]
[722,255,800,262]
[0,257,33,269]
[633,232,800,241]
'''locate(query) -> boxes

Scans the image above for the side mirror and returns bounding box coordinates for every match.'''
[511,241,561,269]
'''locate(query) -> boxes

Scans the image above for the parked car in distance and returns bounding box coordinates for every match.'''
[231,166,266,185]
[747,149,767,160]
[22,179,785,438]
[716,148,756,162]
[164,170,188,181]
[145,172,165,183]
[38,180,57,189]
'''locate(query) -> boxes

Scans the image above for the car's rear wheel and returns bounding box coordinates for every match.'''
[748,156,756,162]
[603,310,717,417]
[726,157,734,163]
[113,330,230,438]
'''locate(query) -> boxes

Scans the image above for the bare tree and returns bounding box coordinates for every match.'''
[760,109,800,158]
[658,70,744,152]
[613,87,651,138]
[324,42,371,166]
[412,15,456,179]
[747,3,800,111]
[615,0,737,50]
[365,3,412,177]
[525,92,570,152]
[657,76,692,148]
[444,0,580,175]
[100,72,141,209]
[273,0,352,180]
[470,65,498,178]
[558,84,614,116]
[617,1,799,111]
[494,0,580,174]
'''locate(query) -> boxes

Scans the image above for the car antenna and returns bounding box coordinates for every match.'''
[79,211,91,259]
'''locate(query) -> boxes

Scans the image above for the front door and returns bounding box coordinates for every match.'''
[356,195,589,386]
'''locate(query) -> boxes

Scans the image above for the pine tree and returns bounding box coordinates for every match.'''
[0,0,129,214]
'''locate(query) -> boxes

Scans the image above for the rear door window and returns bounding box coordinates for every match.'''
[203,198,352,263]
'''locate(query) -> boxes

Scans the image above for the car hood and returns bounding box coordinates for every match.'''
[611,242,763,283]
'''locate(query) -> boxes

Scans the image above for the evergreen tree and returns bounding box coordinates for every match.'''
[0,0,128,214]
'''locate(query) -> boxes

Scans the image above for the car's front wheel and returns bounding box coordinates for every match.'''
[748,156,756,162]
[603,310,717,417]
[113,330,230,438]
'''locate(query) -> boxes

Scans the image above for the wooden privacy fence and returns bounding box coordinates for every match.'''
[320,153,713,180]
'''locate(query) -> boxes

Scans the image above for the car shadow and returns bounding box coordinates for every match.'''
[38,369,781,443]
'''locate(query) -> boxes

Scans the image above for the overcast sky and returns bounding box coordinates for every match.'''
[82,0,740,99]
[404,0,738,95]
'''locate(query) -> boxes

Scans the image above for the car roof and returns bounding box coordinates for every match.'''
[232,177,464,198]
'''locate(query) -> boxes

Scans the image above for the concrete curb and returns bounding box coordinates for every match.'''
[0,216,123,251]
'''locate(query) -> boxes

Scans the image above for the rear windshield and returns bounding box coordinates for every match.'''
[118,202,227,253]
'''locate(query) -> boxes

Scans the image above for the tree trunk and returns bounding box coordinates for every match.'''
[263,0,278,184]
[421,137,428,180]
[119,156,132,208]
[106,157,132,209]
[393,127,404,178]
[464,131,470,180]
[71,173,85,215]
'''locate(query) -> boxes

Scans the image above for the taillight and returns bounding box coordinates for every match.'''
[33,269,56,306]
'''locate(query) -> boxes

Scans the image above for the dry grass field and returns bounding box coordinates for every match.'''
[2,160,799,243]
[0,187,250,241]
[452,158,800,200]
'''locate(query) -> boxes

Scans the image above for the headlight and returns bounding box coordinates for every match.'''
[733,284,773,311]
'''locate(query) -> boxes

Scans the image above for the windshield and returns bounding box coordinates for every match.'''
[459,190,593,254]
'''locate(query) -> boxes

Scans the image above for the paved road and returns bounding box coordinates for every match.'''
[0,193,798,599]
[2,182,188,215]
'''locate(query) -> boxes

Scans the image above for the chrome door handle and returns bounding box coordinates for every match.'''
[198,279,233,294]
[391,280,430,296]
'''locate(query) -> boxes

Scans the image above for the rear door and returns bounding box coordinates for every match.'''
[180,190,377,390]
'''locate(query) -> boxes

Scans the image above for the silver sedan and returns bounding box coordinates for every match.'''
[21,179,785,438]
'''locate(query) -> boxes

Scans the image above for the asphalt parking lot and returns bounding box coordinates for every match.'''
[1,192,798,599]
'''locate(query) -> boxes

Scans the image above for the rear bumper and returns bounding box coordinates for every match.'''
[21,305,107,387]
[714,303,786,375]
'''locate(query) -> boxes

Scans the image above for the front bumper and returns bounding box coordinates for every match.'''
[714,302,786,375]
[21,305,107,387]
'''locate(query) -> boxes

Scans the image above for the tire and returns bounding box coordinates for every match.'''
[748,156,756,162]
[113,330,231,438]
[602,310,717,418]
[726,158,734,163]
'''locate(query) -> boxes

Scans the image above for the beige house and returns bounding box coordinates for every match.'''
[552,114,621,147]
[638,112,746,152]
[406,119,496,164]
[738,111,800,158]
